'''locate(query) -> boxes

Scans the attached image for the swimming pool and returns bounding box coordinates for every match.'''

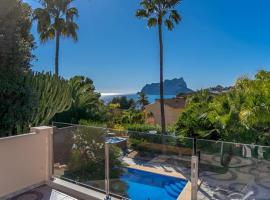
[120,168,187,200]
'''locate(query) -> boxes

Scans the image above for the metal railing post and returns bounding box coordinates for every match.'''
[191,155,198,200]
[105,142,111,200]
[50,125,54,179]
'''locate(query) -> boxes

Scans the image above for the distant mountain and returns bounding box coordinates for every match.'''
[141,78,193,95]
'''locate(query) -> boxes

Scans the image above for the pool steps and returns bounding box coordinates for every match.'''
[175,182,186,190]
[164,181,186,199]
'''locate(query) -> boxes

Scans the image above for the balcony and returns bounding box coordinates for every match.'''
[0,123,269,200]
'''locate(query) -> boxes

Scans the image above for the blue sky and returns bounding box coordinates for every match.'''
[26,0,270,93]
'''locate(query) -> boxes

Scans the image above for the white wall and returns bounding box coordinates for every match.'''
[0,126,53,198]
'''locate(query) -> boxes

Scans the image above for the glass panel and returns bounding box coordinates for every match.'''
[107,129,192,200]
[197,139,270,200]
[52,123,270,199]
[52,122,106,192]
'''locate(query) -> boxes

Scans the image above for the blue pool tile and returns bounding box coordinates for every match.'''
[120,168,187,200]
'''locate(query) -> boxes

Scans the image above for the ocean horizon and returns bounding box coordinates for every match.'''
[100,93,176,104]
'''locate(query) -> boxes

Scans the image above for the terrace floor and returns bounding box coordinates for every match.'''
[197,153,270,200]
[9,186,77,200]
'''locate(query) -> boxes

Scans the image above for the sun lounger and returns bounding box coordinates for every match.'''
[213,187,254,200]
[229,191,254,200]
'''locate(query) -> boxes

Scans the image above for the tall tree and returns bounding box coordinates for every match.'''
[33,0,78,76]
[137,92,149,109]
[136,0,181,134]
[0,0,36,136]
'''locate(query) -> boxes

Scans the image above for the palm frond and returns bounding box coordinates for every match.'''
[164,19,174,30]
[33,8,51,33]
[140,0,155,11]
[147,17,157,27]
[55,0,70,13]
[66,7,78,21]
[62,21,78,41]
[54,17,66,31]
[34,0,78,43]
[40,27,55,43]
[136,0,181,30]
[136,9,149,18]
[161,10,167,17]
[169,10,181,24]
[165,0,181,9]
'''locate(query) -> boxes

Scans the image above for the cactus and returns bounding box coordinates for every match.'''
[27,71,72,126]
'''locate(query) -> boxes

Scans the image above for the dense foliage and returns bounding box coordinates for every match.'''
[124,123,160,133]
[175,70,270,145]
[0,0,35,136]
[110,96,136,110]
[54,76,108,124]
[0,0,35,70]
[117,110,145,124]
[68,126,127,193]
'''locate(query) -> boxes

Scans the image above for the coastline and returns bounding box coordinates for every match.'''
[100,93,176,104]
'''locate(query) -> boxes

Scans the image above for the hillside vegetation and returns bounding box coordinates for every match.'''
[175,70,270,145]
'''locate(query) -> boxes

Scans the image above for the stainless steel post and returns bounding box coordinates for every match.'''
[105,142,110,200]
[191,155,198,200]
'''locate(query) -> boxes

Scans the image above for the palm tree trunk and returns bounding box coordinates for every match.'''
[55,30,60,76]
[158,18,166,134]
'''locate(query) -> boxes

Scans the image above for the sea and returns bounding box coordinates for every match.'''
[100,93,176,104]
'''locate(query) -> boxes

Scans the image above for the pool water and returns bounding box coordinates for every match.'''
[120,168,187,200]
[106,136,126,144]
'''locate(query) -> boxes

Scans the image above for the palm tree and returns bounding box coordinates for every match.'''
[136,0,181,134]
[33,0,78,76]
[137,92,149,109]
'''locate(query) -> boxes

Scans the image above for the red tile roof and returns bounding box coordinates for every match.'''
[156,97,186,109]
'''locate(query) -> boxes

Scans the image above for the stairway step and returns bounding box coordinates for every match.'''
[164,184,179,198]
[175,182,186,190]
[170,183,183,193]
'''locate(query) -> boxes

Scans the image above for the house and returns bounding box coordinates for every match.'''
[144,97,186,126]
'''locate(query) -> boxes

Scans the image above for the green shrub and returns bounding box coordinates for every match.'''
[79,119,107,128]
[123,123,161,133]
[53,76,109,124]
[67,126,126,181]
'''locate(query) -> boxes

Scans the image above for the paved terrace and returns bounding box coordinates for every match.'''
[9,186,77,200]
[198,153,270,200]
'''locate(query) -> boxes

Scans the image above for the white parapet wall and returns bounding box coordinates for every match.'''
[0,126,53,198]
